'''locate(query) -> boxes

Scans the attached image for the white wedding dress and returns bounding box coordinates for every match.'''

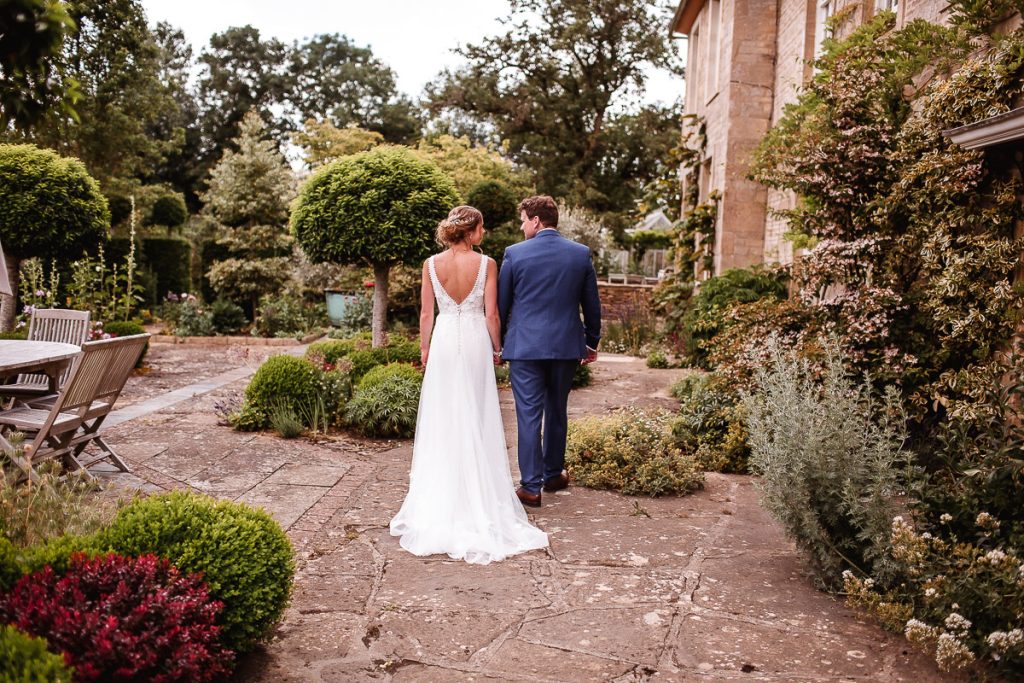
[389,253,549,564]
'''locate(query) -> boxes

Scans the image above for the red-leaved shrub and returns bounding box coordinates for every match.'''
[0,552,234,682]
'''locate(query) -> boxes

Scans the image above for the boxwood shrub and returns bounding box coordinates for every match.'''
[347,336,420,382]
[96,491,294,654]
[236,355,321,431]
[0,625,72,683]
[345,362,423,438]
[102,320,148,367]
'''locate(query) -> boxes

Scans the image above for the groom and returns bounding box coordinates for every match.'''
[498,195,602,507]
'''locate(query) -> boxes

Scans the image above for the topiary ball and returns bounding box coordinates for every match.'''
[96,491,294,654]
[0,625,72,683]
[357,362,422,390]
[102,320,148,367]
[240,355,322,430]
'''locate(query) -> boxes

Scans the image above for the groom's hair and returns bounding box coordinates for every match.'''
[518,195,558,228]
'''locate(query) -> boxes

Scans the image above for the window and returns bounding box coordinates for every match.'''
[704,0,722,101]
[689,24,701,107]
[876,0,898,13]
[813,0,833,58]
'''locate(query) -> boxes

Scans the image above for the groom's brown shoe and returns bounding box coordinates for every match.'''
[543,472,570,493]
[516,487,541,508]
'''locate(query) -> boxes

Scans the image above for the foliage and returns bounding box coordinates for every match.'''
[202,112,294,314]
[66,241,144,325]
[572,362,592,389]
[845,514,1024,674]
[20,0,183,186]
[412,134,532,200]
[0,0,77,131]
[557,202,613,274]
[268,401,304,439]
[140,237,191,301]
[681,267,789,368]
[251,291,326,338]
[670,373,749,473]
[0,144,109,326]
[599,299,657,356]
[646,349,668,369]
[168,295,215,337]
[346,336,421,382]
[237,355,322,430]
[292,119,384,168]
[210,299,247,335]
[305,336,370,367]
[292,146,459,345]
[345,363,423,438]
[0,459,118,550]
[466,180,518,229]
[426,0,682,227]
[148,193,187,231]
[565,408,703,497]
[0,553,233,682]
[744,339,916,589]
[0,624,72,683]
[97,491,295,654]
[100,319,147,366]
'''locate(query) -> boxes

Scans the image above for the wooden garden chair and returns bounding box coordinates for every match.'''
[0,339,109,481]
[0,309,90,401]
[27,334,149,474]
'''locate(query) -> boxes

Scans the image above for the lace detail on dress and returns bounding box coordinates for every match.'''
[429,253,487,317]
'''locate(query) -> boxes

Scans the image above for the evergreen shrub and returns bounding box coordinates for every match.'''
[236,355,321,430]
[345,362,422,438]
[210,299,247,334]
[102,320,147,366]
[141,237,191,300]
[0,624,72,683]
[565,408,703,496]
[97,491,294,654]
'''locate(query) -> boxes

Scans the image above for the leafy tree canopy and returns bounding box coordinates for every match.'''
[426,0,683,227]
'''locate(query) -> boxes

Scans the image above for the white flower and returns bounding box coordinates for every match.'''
[987,629,1024,654]
[944,612,971,634]
[982,549,1007,565]
[924,587,937,598]
[935,632,975,671]
[976,512,1000,529]
[939,513,953,523]
[905,619,935,643]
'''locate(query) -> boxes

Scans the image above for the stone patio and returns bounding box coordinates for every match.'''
[90,341,962,682]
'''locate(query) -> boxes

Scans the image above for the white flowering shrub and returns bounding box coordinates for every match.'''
[845,513,1024,674]
[743,337,916,589]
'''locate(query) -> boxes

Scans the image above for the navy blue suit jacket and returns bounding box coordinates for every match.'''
[498,230,602,360]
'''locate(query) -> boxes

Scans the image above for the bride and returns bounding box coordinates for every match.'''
[389,205,549,564]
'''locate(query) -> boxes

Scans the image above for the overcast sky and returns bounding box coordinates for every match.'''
[139,0,686,106]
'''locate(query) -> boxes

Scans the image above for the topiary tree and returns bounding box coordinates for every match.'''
[291,146,459,347]
[0,143,109,330]
[149,193,188,234]
[466,180,518,229]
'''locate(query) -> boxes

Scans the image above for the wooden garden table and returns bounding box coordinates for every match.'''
[0,340,82,455]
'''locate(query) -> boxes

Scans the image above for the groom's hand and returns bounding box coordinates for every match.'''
[492,350,504,366]
[582,348,598,365]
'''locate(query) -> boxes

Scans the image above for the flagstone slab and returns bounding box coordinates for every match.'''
[265,463,351,487]
[543,516,707,567]
[482,638,635,681]
[367,607,515,662]
[302,540,377,577]
[546,566,687,608]
[518,606,673,665]
[693,553,859,629]
[237,482,331,530]
[669,612,921,680]
[374,557,547,612]
[291,571,374,615]
[263,611,366,665]
[390,664,513,682]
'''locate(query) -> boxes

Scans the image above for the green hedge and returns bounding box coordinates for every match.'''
[141,237,191,301]
[96,491,294,654]
[102,320,148,366]
[0,625,73,683]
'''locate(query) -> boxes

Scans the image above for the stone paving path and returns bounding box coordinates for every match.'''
[93,342,961,682]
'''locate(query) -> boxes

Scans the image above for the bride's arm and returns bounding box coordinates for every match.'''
[484,258,502,360]
[420,260,435,366]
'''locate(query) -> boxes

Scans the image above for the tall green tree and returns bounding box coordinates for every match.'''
[0,0,78,130]
[289,34,420,143]
[291,146,459,347]
[202,112,294,316]
[24,0,180,186]
[426,0,682,228]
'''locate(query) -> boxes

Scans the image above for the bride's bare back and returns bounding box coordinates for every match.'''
[431,249,485,305]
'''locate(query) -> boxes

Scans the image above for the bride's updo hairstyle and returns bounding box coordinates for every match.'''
[436,205,483,246]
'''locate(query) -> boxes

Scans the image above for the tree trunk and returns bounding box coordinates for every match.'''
[371,262,390,348]
[0,254,20,332]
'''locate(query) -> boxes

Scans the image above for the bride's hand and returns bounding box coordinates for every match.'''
[421,348,429,366]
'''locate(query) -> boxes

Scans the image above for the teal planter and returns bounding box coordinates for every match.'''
[324,289,358,327]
